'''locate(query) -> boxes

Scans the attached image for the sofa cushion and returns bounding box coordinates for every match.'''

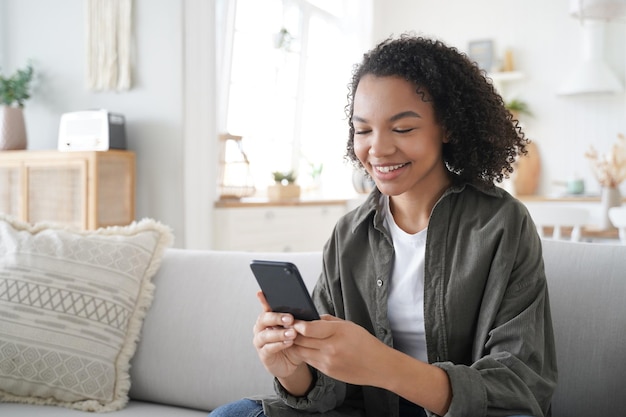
[128,249,323,411]
[542,239,626,417]
[0,401,208,416]
[0,216,173,412]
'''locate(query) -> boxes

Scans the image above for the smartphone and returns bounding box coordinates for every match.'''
[250,260,320,321]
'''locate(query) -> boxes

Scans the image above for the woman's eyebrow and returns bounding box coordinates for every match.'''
[353,110,422,124]
[390,110,422,122]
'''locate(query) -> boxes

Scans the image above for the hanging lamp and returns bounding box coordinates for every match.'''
[558,0,626,95]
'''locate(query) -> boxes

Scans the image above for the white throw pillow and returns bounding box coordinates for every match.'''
[0,215,173,412]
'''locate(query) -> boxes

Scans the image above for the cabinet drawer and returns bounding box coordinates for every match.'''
[214,204,346,251]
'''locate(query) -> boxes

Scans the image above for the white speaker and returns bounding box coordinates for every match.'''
[58,110,126,151]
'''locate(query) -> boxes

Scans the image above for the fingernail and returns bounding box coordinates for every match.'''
[281,315,291,323]
[284,329,296,338]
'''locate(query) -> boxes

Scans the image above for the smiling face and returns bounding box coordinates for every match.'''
[352,74,450,200]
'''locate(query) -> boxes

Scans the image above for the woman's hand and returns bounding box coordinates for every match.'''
[255,302,450,413]
[290,315,391,387]
[253,291,302,377]
[292,316,452,415]
[252,291,313,396]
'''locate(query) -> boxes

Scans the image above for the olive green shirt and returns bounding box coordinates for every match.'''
[262,184,557,417]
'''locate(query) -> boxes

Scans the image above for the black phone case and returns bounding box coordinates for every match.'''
[250,260,320,321]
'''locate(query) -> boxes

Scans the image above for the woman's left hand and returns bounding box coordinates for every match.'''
[293,315,452,415]
[291,315,391,387]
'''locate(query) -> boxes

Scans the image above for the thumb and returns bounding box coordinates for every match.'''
[256,290,272,312]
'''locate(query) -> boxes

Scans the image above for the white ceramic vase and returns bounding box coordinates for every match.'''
[0,106,28,150]
[600,186,622,230]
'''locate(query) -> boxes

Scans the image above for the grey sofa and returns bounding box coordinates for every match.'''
[1,240,624,416]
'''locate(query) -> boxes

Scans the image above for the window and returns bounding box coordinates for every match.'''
[223,0,371,197]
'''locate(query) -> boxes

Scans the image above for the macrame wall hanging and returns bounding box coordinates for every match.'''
[86,0,132,91]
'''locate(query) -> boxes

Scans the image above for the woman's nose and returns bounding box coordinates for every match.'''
[368,131,395,157]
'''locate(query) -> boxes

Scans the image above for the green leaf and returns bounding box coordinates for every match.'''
[0,64,34,107]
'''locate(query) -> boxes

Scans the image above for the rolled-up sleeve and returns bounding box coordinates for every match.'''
[272,369,346,413]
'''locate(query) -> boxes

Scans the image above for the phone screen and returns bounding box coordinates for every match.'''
[250,260,320,321]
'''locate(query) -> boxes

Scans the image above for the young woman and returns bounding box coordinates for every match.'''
[211,34,557,417]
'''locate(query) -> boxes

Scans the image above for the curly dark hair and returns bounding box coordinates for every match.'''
[345,34,528,187]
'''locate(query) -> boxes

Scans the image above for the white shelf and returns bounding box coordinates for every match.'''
[489,71,524,82]
[488,71,524,97]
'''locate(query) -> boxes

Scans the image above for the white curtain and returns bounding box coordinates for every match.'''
[215,0,238,133]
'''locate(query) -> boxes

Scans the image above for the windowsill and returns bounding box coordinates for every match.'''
[214,195,353,208]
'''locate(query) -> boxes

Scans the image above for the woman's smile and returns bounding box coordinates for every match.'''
[373,162,409,174]
[371,162,411,181]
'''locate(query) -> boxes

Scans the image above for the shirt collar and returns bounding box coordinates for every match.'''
[349,181,502,234]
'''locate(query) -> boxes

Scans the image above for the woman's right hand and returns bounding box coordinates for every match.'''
[253,291,306,379]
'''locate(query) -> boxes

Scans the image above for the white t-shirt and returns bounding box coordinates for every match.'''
[383,195,428,362]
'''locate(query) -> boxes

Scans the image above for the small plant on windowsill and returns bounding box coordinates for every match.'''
[269,170,301,200]
[272,170,297,185]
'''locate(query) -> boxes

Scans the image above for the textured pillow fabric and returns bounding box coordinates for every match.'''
[0,216,173,412]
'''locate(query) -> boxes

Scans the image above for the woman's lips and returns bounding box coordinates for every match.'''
[370,162,409,181]
[374,163,408,174]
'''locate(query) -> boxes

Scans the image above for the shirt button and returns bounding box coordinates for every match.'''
[376,279,383,287]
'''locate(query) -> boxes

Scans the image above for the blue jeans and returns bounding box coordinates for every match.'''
[208,399,266,417]
[207,399,534,417]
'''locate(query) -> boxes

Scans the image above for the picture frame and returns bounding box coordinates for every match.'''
[468,39,494,72]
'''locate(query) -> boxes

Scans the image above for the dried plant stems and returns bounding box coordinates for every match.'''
[585,133,626,188]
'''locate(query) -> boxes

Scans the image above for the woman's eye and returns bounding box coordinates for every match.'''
[394,127,415,133]
[354,129,371,135]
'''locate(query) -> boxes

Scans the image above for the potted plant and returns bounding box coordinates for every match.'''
[505,98,532,120]
[268,170,301,200]
[0,63,34,150]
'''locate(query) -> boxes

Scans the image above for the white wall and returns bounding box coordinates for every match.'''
[1,0,187,245]
[3,0,625,248]
[373,0,626,197]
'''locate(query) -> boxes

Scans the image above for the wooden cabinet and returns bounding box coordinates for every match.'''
[0,150,135,229]
[214,200,348,252]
